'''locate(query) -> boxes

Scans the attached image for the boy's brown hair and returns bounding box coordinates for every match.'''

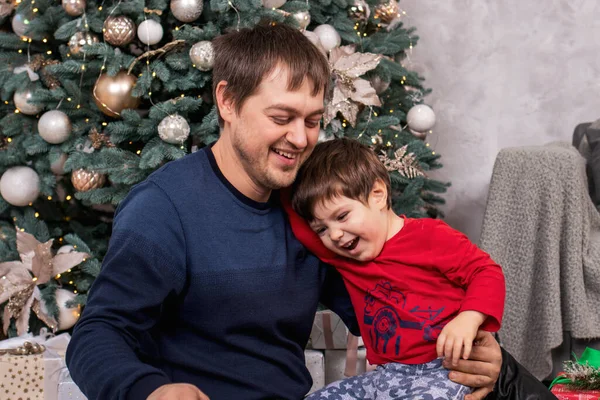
[212,24,331,127]
[292,138,392,221]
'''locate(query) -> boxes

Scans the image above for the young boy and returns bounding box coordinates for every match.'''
[283,138,505,399]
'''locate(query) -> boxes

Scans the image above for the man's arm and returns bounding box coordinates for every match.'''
[444,331,555,400]
[66,181,187,400]
[318,264,360,336]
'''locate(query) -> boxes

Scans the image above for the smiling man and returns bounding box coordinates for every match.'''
[65,24,549,400]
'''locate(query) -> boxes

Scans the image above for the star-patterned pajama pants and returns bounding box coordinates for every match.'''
[305,358,471,400]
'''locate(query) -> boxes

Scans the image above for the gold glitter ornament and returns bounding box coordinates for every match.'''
[62,0,85,16]
[348,0,370,23]
[374,0,400,24]
[103,15,136,47]
[68,31,99,55]
[378,145,424,178]
[71,169,106,192]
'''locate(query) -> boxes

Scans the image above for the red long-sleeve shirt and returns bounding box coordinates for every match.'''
[283,198,505,365]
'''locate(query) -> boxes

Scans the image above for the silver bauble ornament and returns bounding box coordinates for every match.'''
[0,166,40,206]
[262,0,286,8]
[292,11,311,30]
[170,0,203,23]
[158,114,190,144]
[11,13,29,37]
[38,110,72,144]
[68,31,99,55]
[50,153,69,175]
[189,41,214,71]
[369,75,390,94]
[62,0,85,16]
[313,24,341,51]
[137,19,163,46]
[55,288,81,331]
[14,87,43,115]
[406,104,436,132]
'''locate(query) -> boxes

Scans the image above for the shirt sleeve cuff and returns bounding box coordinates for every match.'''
[126,374,171,400]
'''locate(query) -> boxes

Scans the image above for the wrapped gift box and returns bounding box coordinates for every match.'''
[305,349,325,395]
[309,310,363,349]
[324,333,375,385]
[0,333,71,400]
[58,375,87,400]
[551,384,600,399]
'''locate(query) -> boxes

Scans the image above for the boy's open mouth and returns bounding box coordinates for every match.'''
[343,237,359,251]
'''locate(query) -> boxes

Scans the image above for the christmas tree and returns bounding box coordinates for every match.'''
[0,0,448,338]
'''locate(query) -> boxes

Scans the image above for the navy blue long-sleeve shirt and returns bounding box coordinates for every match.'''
[66,147,358,400]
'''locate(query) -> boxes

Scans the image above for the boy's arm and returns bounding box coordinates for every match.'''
[429,220,505,332]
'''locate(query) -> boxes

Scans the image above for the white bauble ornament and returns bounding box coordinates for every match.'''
[137,19,163,46]
[50,153,69,175]
[57,245,75,254]
[38,110,72,144]
[55,288,81,331]
[318,129,334,143]
[406,104,436,132]
[0,166,40,206]
[14,87,43,115]
[158,114,190,144]
[189,41,214,71]
[292,11,311,30]
[11,13,29,37]
[313,24,341,52]
[170,0,203,23]
[262,0,286,8]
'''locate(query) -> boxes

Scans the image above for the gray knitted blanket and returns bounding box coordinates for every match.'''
[480,142,600,380]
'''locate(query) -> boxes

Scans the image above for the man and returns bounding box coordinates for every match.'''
[66,24,551,400]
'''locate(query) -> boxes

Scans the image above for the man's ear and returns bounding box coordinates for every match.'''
[215,80,236,124]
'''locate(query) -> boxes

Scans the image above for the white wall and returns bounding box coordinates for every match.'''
[400,1,600,241]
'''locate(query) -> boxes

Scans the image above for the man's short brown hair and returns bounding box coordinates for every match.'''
[292,138,392,221]
[212,24,331,126]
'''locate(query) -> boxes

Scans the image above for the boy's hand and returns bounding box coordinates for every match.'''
[436,311,486,366]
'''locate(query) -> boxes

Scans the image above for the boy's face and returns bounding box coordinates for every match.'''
[309,184,390,262]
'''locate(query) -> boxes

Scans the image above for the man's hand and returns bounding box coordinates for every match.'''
[147,383,210,400]
[443,330,502,400]
[437,311,486,366]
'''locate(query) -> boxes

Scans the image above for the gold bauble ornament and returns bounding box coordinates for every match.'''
[62,0,85,16]
[68,31,99,55]
[292,11,311,30]
[103,15,136,47]
[374,0,399,24]
[93,71,140,118]
[71,169,106,192]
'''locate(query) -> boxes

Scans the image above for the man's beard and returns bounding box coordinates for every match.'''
[232,134,300,190]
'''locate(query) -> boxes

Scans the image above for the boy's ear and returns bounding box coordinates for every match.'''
[369,179,388,210]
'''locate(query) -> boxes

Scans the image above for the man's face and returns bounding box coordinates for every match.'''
[228,66,325,191]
